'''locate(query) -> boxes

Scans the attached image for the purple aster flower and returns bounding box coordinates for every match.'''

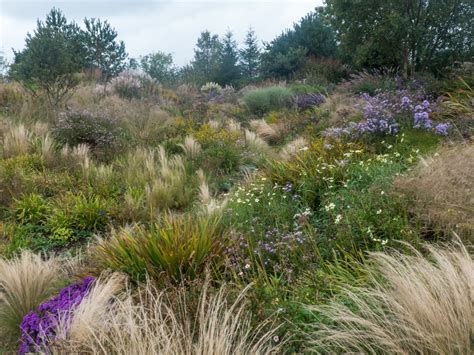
[19,277,95,354]
[435,123,449,136]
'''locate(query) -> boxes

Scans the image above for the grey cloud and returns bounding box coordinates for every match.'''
[1,0,321,65]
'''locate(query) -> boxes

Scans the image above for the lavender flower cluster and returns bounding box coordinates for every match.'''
[294,93,326,110]
[19,276,95,354]
[325,89,450,138]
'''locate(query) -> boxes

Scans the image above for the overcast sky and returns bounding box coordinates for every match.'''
[0,0,322,66]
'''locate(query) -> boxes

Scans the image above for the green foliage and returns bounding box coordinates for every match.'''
[83,18,127,82]
[326,0,474,75]
[94,214,226,283]
[261,8,337,78]
[289,83,326,95]
[8,192,109,252]
[13,193,49,225]
[243,86,294,115]
[10,8,84,107]
[140,51,176,85]
[69,194,109,231]
[216,31,241,86]
[347,71,397,95]
[239,28,261,80]
[189,31,222,85]
[295,57,350,85]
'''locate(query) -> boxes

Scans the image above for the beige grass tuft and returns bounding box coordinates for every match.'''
[180,135,202,159]
[279,137,308,161]
[2,124,32,158]
[394,145,474,240]
[0,252,61,343]
[250,119,284,143]
[54,282,280,354]
[308,240,474,354]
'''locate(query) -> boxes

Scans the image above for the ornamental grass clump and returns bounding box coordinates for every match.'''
[0,252,62,347]
[243,86,294,115]
[19,276,95,354]
[93,213,227,283]
[307,240,473,354]
[394,144,474,240]
[53,282,281,354]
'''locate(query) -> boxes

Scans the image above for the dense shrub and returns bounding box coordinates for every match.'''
[107,71,159,100]
[53,110,126,160]
[294,93,325,111]
[243,87,294,115]
[295,57,351,84]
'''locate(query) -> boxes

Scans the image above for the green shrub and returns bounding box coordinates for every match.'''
[53,110,126,160]
[243,87,294,115]
[201,144,241,174]
[295,57,351,85]
[13,193,49,225]
[94,214,226,283]
[69,194,109,232]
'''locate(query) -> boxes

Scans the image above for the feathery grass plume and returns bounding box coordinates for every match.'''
[244,129,273,159]
[307,240,473,354]
[53,281,280,354]
[226,119,241,133]
[0,252,61,344]
[394,145,474,240]
[70,144,92,177]
[180,135,202,159]
[319,93,360,126]
[197,169,211,205]
[121,147,157,186]
[31,122,50,138]
[250,119,283,143]
[139,148,191,211]
[208,119,221,130]
[56,274,124,343]
[122,188,145,222]
[196,169,225,215]
[2,124,32,158]
[279,137,308,161]
[39,133,56,165]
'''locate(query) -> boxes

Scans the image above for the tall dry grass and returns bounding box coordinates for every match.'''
[308,240,473,354]
[2,124,33,158]
[250,119,285,144]
[180,135,202,159]
[53,281,280,354]
[0,252,61,344]
[244,129,274,159]
[122,146,194,211]
[279,137,308,161]
[394,145,474,240]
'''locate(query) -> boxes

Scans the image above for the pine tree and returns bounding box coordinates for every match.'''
[83,18,127,82]
[192,31,222,84]
[239,28,261,79]
[10,8,85,106]
[217,31,241,86]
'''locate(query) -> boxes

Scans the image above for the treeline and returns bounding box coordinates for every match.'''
[5,0,474,103]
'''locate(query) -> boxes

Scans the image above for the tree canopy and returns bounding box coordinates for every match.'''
[325,0,474,76]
